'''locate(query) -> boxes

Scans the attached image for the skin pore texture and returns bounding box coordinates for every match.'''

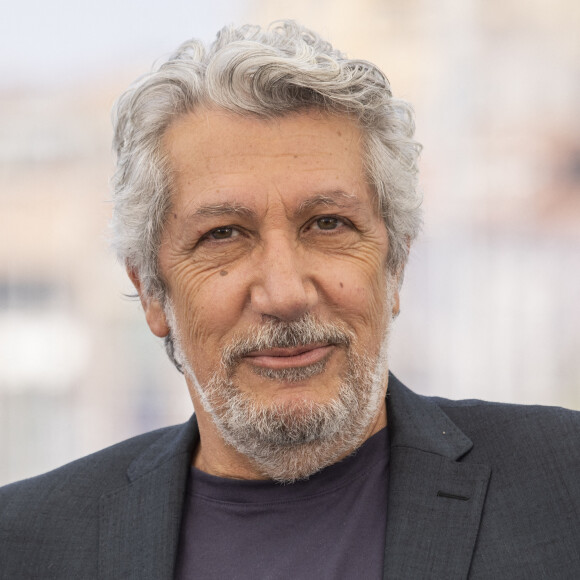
[130,108,401,482]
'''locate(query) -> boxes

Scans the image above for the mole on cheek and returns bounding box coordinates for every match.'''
[339,282,344,288]
[220,270,229,277]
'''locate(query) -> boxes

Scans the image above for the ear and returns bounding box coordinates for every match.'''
[390,264,404,318]
[392,288,400,317]
[126,266,170,338]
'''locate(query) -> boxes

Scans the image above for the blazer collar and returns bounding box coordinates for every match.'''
[98,415,199,580]
[384,374,491,579]
[387,373,473,460]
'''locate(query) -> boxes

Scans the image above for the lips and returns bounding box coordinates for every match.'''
[243,344,334,370]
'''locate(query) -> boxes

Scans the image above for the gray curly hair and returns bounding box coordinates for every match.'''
[111,20,422,300]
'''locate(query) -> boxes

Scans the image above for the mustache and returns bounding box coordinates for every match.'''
[221,314,354,369]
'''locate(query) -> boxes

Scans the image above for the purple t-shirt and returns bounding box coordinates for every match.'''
[175,428,389,579]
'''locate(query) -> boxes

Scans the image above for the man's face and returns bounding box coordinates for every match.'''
[140,108,400,480]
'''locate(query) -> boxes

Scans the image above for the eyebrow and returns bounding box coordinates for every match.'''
[185,202,256,220]
[296,191,363,215]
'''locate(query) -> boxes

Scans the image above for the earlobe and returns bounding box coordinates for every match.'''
[392,290,400,318]
[126,266,170,338]
[143,299,170,337]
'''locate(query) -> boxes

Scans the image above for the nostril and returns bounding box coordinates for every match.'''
[250,275,316,322]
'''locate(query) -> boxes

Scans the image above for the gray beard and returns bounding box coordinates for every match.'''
[166,304,394,483]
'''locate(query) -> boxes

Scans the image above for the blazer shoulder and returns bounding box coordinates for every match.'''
[433,396,580,437]
[432,396,580,477]
[427,399,580,573]
[0,421,188,516]
[0,419,196,579]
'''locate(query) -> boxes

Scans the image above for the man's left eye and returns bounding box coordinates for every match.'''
[315,216,341,230]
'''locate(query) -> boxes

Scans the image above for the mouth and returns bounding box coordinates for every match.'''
[243,344,335,370]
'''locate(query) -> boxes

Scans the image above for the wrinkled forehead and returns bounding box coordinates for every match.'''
[160,107,375,217]
[161,106,364,163]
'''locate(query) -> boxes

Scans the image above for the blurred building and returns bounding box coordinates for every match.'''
[0,85,191,484]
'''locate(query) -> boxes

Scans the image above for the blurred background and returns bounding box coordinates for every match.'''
[1,0,579,485]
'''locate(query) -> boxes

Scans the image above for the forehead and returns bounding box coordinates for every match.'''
[161,108,372,212]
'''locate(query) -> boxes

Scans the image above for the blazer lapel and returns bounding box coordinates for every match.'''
[384,376,491,579]
[98,417,199,580]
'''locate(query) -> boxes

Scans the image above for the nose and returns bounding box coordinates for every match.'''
[250,234,317,321]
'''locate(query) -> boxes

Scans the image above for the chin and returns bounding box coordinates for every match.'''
[201,354,387,483]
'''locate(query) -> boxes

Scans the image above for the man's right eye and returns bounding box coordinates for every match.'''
[208,226,235,240]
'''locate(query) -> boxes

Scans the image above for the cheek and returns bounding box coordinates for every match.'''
[324,249,390,320]
[169,263,247,351]
[337,275,389,327]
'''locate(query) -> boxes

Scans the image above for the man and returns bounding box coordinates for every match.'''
[1,21,579,580]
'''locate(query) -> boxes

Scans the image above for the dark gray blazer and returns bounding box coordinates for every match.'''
[1,375,580,579]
